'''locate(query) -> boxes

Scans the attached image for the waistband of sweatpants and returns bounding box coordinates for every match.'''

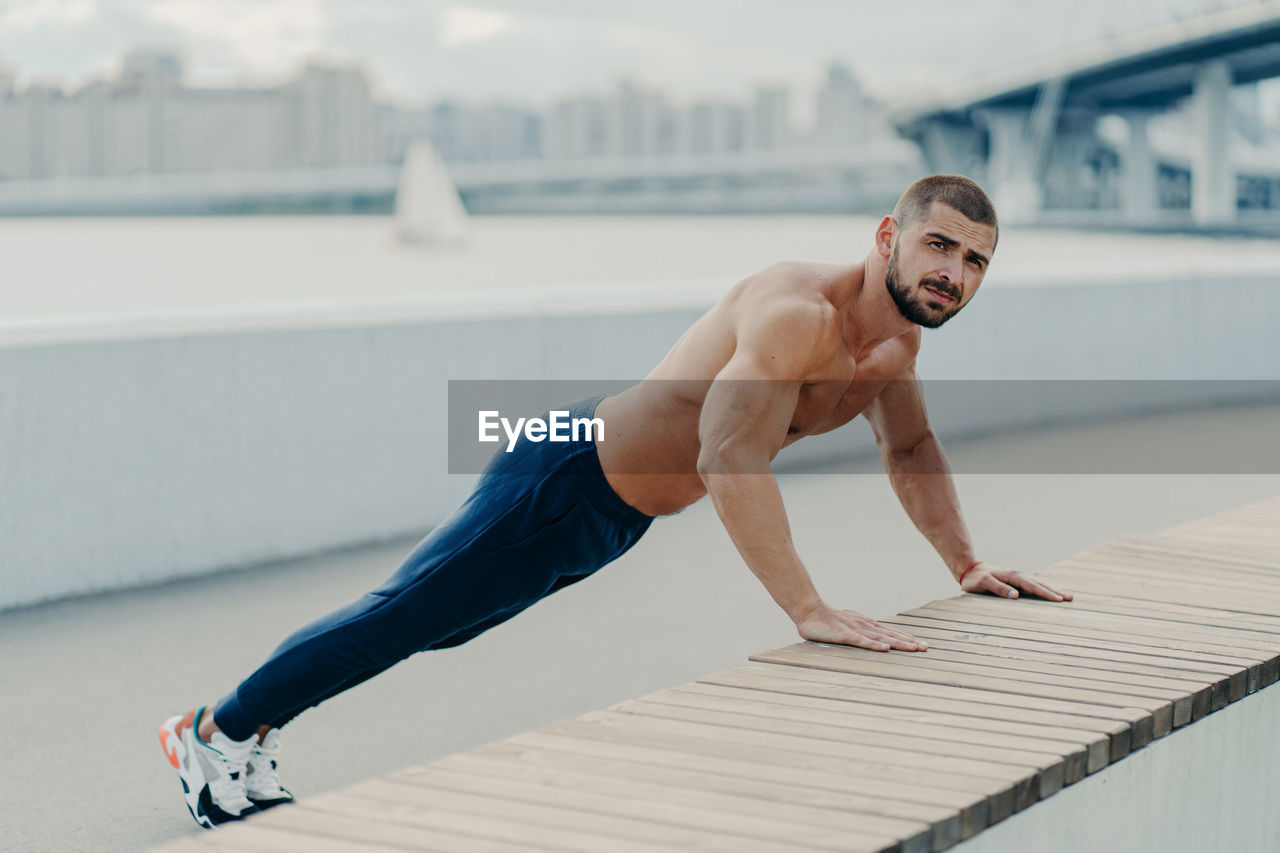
[565,393,655,528]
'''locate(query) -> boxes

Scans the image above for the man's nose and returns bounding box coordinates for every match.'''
[937,255,964,285]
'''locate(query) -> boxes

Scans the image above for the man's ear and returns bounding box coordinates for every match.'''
[874,216,896,259]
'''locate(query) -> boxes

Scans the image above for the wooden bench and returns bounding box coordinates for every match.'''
[155,495,1280,853]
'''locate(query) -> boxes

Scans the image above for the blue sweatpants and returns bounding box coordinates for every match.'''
[212,394,653,741]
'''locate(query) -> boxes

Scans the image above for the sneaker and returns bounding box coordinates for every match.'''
[244,728,294,810]
[158,707,260,829]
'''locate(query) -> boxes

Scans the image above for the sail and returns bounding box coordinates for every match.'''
[394,141,469,245]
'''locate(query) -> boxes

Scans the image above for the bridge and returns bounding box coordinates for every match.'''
[893,1,1280,225]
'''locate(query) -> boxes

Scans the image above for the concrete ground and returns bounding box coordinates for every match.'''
[3,405,1280,852]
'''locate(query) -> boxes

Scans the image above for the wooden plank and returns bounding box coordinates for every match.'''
[1038,565,1280,615]
[538,710,1030,819]
[467,736,964,850]
[428,745,938,853]
[759,641,1194,727]
[501,729,994,841]
[342,777,777,853]
[632,685,1091,782]
[391,759,904,853]
[808,637,1208,701]
[194,821,406,852]
[750,646,1175,738]
[1060,556,1280,592]
[1022,590,1280,646]
[879,616,1248,704]
[1079,542,1280,580]
[664,681,1103,777]
[609,698,1068,798]
[708,661,1137,760]
[897,605,1273,696]
[915,597,1280,660]
[382,764,885,853]
[1060,558,1280,595]
[867,626,1225,715]
[256,804,532,852]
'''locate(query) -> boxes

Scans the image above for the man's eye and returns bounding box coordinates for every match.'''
[930,241,946,249]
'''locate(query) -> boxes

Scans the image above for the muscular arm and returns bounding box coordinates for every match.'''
[697,296,926,650]
[863,368,977,580]
[696,301,823,623]
[864,367,1072,601]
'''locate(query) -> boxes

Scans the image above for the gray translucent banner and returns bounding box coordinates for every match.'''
[448,379,1280,475]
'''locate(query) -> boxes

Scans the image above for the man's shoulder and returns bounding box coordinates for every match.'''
[727,264,849,371]
[737,260,847,318]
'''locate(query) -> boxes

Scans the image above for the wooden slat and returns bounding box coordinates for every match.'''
[629,686,1089,781]
[896,606,1273,697]
[380,766,882,853]
[340,777,766,853]
[664,681,1101,777]
[878,616,1249,703]
[750,646,1176,738]
[538,711,1028,819]
[709,661,1136,759]
[475,734,965,848]
[428,745,937,853]
[609,698,1068,797]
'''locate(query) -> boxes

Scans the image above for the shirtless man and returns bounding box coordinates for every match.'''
[159,174,1072,829]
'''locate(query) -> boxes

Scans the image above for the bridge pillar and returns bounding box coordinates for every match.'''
[1121,111,1159,223]
[1191,60,1234,225]
[979,108,1041,223]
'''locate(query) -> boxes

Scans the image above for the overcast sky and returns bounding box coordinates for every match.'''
[0,0,1268,110]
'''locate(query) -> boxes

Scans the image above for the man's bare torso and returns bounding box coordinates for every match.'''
[596,260,921,516]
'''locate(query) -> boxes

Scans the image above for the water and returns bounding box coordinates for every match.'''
[5,214,1280,332]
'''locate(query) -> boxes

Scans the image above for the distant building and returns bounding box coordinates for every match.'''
[812,62,878,146]
[750,85,792,152]
[543,95,612,159]
[687,100,747,155]
[0,50,892,181]
[0,52,375,180]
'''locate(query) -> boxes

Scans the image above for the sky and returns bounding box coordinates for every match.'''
[0,0,1269,110]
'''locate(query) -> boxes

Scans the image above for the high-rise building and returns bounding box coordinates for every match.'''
[750,85,791,151]
[812,62,874,146]
[687,100,746,155]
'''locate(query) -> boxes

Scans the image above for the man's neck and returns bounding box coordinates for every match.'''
[838,255,915,360]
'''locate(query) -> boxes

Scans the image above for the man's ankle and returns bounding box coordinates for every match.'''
[196,707,221,743]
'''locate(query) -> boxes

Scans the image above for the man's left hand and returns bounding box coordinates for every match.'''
[961,564,1073,602]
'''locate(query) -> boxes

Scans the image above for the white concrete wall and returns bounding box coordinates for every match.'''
[2,273,1278,611]
[950,678,1280,853]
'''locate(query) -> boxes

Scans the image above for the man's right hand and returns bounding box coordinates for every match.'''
[795,602,928,652]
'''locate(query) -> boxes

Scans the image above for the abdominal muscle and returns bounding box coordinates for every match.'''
[594,382,711,517]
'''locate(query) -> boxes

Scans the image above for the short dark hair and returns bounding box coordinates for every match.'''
[892,174,998,248]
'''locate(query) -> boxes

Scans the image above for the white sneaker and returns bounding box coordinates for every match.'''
[158,707,259,829]
[244,728,294,810]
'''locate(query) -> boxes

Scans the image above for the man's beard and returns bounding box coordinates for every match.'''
[885,244,962,329]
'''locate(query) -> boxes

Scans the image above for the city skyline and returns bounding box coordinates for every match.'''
[3,0,1277,119]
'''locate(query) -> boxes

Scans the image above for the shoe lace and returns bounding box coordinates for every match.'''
[207,732,255,809]
[246,730,287,797]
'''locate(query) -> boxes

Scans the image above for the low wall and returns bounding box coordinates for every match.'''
[3,273,1279,611]
[948,677,1280,853]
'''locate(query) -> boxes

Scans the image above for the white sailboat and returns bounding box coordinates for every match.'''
[394,140,469,245]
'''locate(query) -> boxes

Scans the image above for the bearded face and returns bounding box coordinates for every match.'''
[884,240,966,329]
